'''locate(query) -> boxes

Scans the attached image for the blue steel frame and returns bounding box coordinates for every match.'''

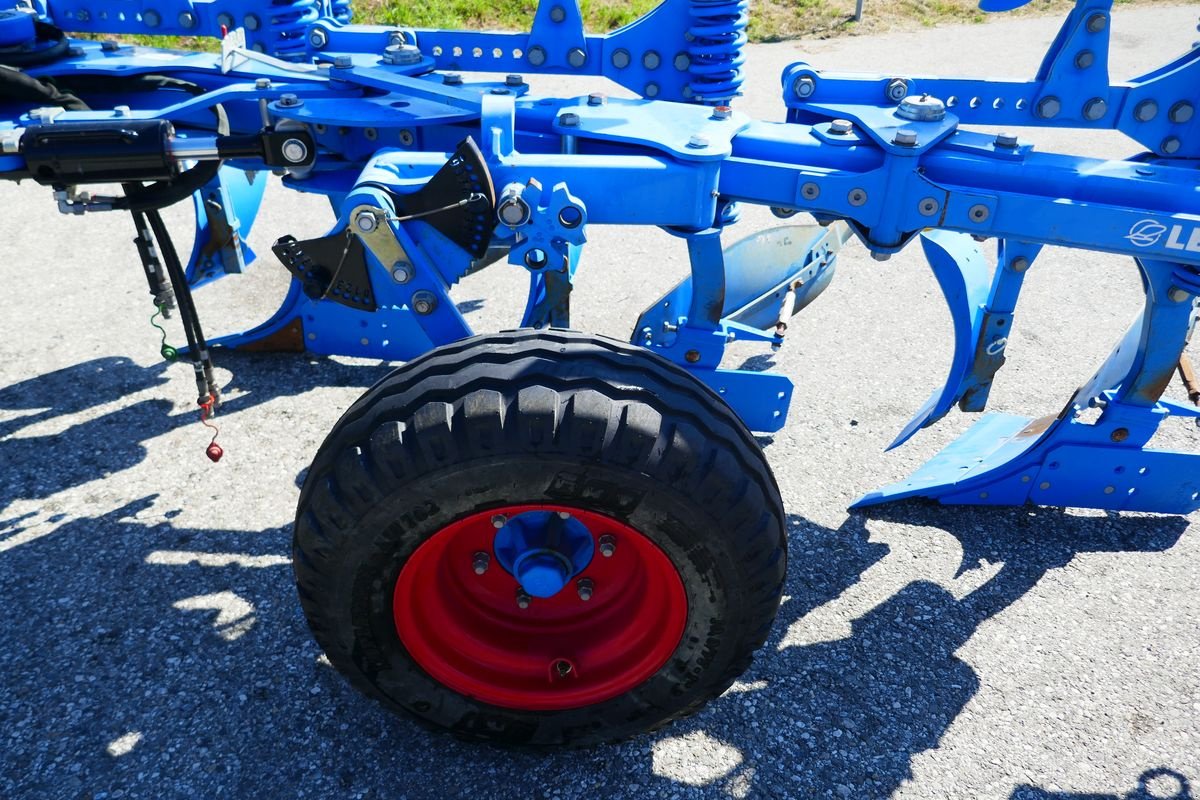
[0,0,1197,515]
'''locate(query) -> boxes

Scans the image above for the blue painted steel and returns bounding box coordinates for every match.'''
[493,511,595,598]
[185,166,266,287]
[2,0,1198,513]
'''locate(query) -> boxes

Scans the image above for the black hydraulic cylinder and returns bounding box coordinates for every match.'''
[20,119,178,185]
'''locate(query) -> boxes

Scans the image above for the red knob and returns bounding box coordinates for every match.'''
[206,443,224,462]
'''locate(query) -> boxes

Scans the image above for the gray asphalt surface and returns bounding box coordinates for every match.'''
[2,6,1199,799]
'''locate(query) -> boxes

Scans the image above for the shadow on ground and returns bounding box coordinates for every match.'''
[0,490,1189,798]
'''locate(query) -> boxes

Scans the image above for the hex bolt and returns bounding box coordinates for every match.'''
[101,40,120,52]
[255,78,272,90]
[489,88,511,95]
[644,83,660,98]
[1162,136,1182,155]
[969,204,990,222]
[527,46,547,66]
[801,182,820,200]
[412,291,438,315]
[687,134,709,149]
[278,93,301,107]
[506,74,524,87]
[793,75,816,99]
[711,105,733,120]
[554,660,573,676]
[1036,96,1061,119]
[558,112,580,127]
[333,55,353,69]
[829,119,853,135]
[598,534,616,557]
[1168,286,1191,303]
[576,578,594,601]
[308,28,328,49]
[243,13,260,31]
[587,92,607,106]
[281,138,308,163]
[1133,100,1158,122]
[516,589,531,609]
[848,188,868,207]
[611,49,631,69]
[472,552,490,575]
[674,53,691,71]
[113,105,131,117]
[567,48,587,68]
[1169,101,1195,124]
[1074,50,1094,69]
[491,514,508,529]
[1085,13,1108,33]
[1082,98,1107,121]
[1110,427,1130,443]
[178,11,197,29]
[391,262,413,283]
[354,209,378,233]
[643,50,661,70]
[217,12,235,28]
[143,9,161,27]
[994,131,1019,148]
[885,78,909,103]
[918,197,939,217]
[549,4,566,22]
[1010,256,1031,272]
[893,129,918,147]
[442,73,463,86]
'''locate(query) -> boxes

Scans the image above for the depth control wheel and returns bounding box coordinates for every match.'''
[293,330,786,746]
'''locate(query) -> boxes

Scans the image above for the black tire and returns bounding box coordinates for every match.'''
[293,329,786,746]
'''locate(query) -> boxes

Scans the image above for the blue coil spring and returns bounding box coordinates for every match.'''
[686,0,748,104]
[257,0,320,59]
[330,0,352,24]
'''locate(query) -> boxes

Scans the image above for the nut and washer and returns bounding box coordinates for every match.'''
[576,578,594,601]
[885,78,909,103]
[848,188,868,207]
[506,74,525,87]
[412,291,438,315]
[801,182,820,200]
[308,28,328,49]
[278,93,302,107]
[793,75,816,99]
[968,204,990,223]
[354,210,379,233]
[391,262,414,283]
[472,552,490,575]
[829,119,853,135]
[598,535,616,557]
[918,197,940,217]
[178,11,197,28]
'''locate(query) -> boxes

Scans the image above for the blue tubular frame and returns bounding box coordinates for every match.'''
[1,0,1198,513]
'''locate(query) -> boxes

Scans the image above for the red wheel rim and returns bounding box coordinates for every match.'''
[393,504,688,711]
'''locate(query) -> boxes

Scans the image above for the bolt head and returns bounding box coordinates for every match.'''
[558,112,580,127]
[143,10,161,27]
[506,74,524,87]
[644,83,660,98]
[711,105,732,120]
[576,579,594,601]
[255,78,272,90]
[333,55,353,69]
[243,13,260,31]
[793,76,816,99]
[1168,286,1191,303]
[969,204,990,222]
[527,46,547,66]
[828,119,853,135]
[994,131,1019,148]
[687,134,709,149]
[178,11,196,28]
[598,535,616,557]
[491,514,507,529]
[1169,101,1195,124]
[1085,12,1107,33]
[498,198,530,226]
[391,263,413,283]
[918,197,939,216]
[611,49,631,69]
[101,40,120,52]
[472,552,490,574]
[587,92,607,106]
[549,4,566,22]
[893,129,918,147]
[871,252,891,262]
[801,182,820,200]
[516,592,530,609]
[1074,49,1095,69]
[1134,100,1158,122]
[278,93,301,107]
[1010,256,1031,273]
[643,51,661,70]
[848,188,868,207]
[1082,97,1107,121]
[442,73,463,86]
[567,48,586,68]
[1162,136,1182,155]
[674,53,690,71]
[1036,96,1061,119]
[685,349,701,363]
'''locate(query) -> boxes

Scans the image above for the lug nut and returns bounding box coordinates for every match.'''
[516,589,531,609]
[472,552,490,574]
[598,535,616,557]
[491,514,508,529]
[557,511,571,519]
[576,578,594,601]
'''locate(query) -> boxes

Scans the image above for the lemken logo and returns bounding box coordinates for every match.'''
[1125,218,1200,252]
[1126,219,1168,247]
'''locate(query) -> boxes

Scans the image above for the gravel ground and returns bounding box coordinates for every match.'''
[2,6,1199,800]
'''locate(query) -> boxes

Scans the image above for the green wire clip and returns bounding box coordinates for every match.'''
[150,305,178,361]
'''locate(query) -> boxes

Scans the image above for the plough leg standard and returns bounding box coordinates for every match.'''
[1,0,1197,746]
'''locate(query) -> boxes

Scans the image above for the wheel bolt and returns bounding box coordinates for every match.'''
[516,588,531,609]
[598,535,616,557]
[577,578,594,601]
[557,511,571,520]
[491,514,507,529]
[472,551,490,575]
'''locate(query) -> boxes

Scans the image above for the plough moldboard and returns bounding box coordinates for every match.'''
[0,0,1197,746]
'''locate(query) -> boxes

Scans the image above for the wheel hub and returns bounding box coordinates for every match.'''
[493,510,594,598]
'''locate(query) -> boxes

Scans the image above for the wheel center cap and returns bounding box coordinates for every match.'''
[493,510,595,598]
